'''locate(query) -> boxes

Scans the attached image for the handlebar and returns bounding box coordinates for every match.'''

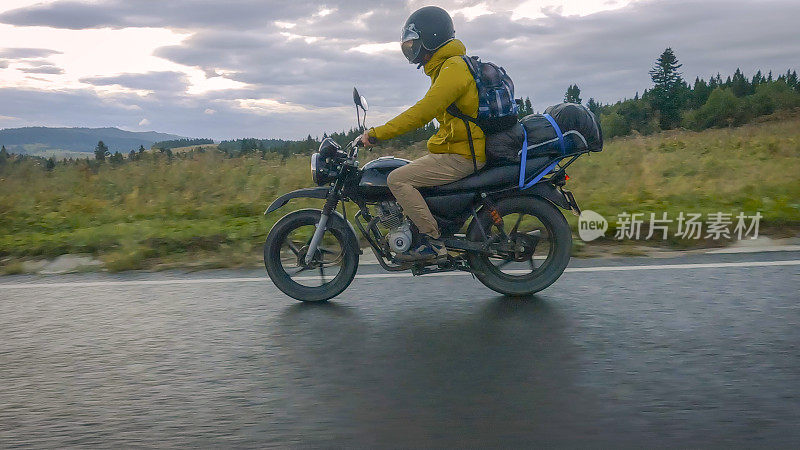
[349,135,377,151]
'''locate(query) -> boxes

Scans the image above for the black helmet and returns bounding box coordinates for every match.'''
[401,6,455,65]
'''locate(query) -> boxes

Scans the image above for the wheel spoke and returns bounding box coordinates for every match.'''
[496,258,514,269]
[287,241,301,256]
[288,265,310,276]
[528,258,537,270]
[319,265,326,283]
[511,213,524,235]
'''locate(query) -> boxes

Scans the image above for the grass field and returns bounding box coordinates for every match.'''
[1,114,798,273]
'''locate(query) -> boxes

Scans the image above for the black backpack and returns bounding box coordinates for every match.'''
[446,55,519,171]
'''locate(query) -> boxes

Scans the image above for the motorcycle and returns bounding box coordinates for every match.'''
[263,88,586,302]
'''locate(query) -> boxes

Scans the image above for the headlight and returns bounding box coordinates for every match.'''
[311,150,344,185]
[310,152,321,185]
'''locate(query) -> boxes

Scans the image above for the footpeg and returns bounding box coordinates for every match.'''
[410,257,470,276]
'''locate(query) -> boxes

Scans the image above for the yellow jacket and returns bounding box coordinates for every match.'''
[369,39,485,162]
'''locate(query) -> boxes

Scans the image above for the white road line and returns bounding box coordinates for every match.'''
[0,260,797,290]
[563,260,800,272]
[705,245,800,254]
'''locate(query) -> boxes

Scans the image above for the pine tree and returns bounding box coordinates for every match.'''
[691,77,711,109]
[517,96,534,118]
[730,68,751,97]
[752,70,764,87]
[564,84,582,103]
[129,150,137,160]
[786,70,798,91]
[94,141,109,161]
[649,48,685,129]
[649,48,683,91]
[0,145,8,165]
[586,98,601,114]
[45,157,56,171]
[138,145,146,156]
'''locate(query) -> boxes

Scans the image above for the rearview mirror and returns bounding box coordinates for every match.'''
[353,87,368,111]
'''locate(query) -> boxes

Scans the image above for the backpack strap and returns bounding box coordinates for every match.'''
[444,56,483,173]
[447,104,479,173]
[460,55,481,76]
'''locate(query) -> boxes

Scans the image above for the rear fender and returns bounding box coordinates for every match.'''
[265,187,330,215]
[495,182,571,210]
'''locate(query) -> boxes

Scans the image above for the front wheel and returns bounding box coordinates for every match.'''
[264,209,359,302]
[466,196,571,296]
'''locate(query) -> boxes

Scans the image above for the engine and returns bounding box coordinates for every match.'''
[375,201,413,253]
[374,201,401,227]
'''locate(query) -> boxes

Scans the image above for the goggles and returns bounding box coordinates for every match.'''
[401,24,422,63]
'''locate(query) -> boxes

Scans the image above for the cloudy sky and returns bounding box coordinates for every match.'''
[0,0,798,140]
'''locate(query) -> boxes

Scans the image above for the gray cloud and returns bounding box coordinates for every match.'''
[0,1,398,31]
[18,65,64,74]
[0,86,402,140]
[1,0,799,140]
[0,1,123,29]
[0,47,62,59]
[0,60,8,69]
[81,71,190,93]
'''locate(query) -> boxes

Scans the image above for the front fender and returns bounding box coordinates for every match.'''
[264,187,330,215]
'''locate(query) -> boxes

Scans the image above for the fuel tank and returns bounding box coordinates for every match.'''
[354,156,410,202]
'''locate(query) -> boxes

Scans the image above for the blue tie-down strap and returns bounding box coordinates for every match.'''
[519,114,564,190]
[543,113,566,156]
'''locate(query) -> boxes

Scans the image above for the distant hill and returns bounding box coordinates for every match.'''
[0,127,188,155]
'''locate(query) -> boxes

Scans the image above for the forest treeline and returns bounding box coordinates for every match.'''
[587,48,799,139]
[212,47,800,157]
[2,47,798,167]
[151,138,214,150]
[215,122,438,158]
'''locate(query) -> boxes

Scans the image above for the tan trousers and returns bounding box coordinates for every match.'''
[387,153,485,239]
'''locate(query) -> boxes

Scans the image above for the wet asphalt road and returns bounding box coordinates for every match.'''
[1,251,799,447]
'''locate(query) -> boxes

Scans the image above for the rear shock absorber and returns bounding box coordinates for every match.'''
[481,193,505,229]
[480,193,508,244]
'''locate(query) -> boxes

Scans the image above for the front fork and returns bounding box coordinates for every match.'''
[304,185,340,265]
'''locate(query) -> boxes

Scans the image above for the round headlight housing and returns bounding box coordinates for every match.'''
[318,137,341,158]
[310,152,323,185]
[310,138,347,185]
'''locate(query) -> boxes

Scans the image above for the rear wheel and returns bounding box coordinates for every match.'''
[264,209,359,302]
[466,196,571,296]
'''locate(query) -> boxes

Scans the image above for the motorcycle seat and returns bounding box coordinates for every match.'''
[420,156,554,196]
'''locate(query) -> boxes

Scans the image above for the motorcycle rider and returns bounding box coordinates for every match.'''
[360,6,485,261]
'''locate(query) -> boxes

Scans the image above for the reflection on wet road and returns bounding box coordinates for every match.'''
[1,253,799,446]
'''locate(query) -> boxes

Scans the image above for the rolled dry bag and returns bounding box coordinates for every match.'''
[486,102,603,165]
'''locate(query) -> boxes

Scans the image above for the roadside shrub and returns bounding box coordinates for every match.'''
[600,111,630,138]
[686,88,740,129]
